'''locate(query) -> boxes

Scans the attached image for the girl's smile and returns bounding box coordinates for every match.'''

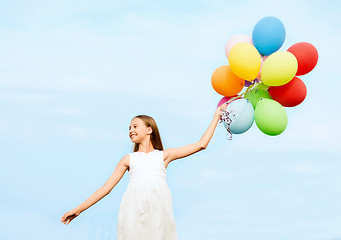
[129,118,152,143]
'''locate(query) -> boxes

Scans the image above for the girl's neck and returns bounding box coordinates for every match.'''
[137,140,155,153]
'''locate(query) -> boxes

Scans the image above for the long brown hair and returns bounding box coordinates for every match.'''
[132,115,164,152]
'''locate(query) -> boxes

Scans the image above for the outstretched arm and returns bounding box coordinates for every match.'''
[61,155,129,225]
[163,103,227,164]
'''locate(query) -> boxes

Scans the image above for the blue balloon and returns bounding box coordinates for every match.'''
[252,17,286,56]
[223,99,254,134]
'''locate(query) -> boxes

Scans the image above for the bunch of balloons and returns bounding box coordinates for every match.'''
[212,16,318,138]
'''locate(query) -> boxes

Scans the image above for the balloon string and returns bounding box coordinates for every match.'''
[240,80,261,98]
[218,79,263,140]
[217,83,252,140]
[241,79,270,101]
[218,79,271,140]
[219,107,233,140]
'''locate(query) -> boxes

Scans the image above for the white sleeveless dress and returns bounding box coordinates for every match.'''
[117,150,178,240]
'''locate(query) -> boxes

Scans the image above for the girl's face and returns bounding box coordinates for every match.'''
[129,118,152,143]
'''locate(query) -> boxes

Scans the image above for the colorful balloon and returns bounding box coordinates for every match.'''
[245,83,272,109]
[217,95,237,108]
[261,51,298,86]
[228,42,261,80]
[268,77,307,107]
[225,34,253,58]
[257,56,268,79]
[211,65,245,96]
[287,42,318,76]
[223,99,254,134]
[252,16,286,56]
[254,99,288,136]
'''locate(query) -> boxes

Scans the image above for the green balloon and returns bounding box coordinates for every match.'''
[245,83,272,109]
[254,99,288,136]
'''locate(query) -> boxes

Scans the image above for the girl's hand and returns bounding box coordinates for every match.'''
[215,103,227,116]
[61,209,80,225]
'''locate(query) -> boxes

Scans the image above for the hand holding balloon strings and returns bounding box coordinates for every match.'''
[218,80,263,140]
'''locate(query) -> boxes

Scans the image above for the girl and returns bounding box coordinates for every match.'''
[61,103,227,239]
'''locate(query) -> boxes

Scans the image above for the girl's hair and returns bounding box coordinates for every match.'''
[133,115,164,152]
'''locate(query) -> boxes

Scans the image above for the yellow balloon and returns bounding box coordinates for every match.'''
[261,51,298,86]
[228,42,261,81]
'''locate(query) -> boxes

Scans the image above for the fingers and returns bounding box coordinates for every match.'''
[61,212,71,224]
[61,212,78,225]
[67,215,76,225]
[61,217,67,224]
[219,103,227,110]
[62,217,71,225]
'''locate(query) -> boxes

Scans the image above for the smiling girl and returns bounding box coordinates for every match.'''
[61,103,226,240]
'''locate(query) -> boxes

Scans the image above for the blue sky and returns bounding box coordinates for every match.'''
[0,0,340,239]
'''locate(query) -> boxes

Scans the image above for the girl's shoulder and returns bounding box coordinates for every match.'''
[116,154,131,169]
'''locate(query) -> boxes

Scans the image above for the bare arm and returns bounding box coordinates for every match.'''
[163,104,226,165]
[61,154,130,225]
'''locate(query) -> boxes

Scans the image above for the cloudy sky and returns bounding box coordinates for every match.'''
[0,0,340,239]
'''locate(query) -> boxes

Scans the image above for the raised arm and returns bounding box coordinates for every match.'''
[163,103,227,165]
[61,154,130,225]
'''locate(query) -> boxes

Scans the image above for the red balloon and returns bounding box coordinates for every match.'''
[287,42,318,76]
[268,77,307,107]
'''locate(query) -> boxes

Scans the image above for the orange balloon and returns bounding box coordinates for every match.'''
[211,65,245,96]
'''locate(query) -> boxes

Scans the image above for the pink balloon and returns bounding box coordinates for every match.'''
[217,95,237,107]
[225,34,253,58]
